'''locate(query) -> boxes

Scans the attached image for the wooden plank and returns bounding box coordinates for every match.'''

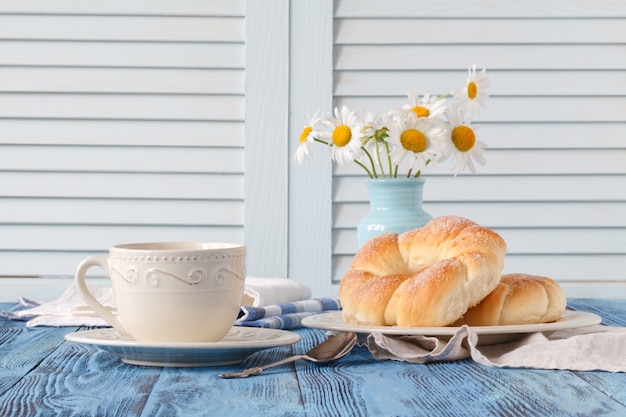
[0,198,244,225]
[0,119,244,147]
[0,337,160,417]
[334,96,626,123]
[336,18,626,44]
[0,68,244,94]
[0,41,244,68]
[334,70,626,96]
[0,172,244,199]
[1,301,626,415]
[335,0,626,18]
[0,15,245,42]
[334,45,626,70]
[567,299,626,327]
[0,322,81,398]
[0,0,245,16]
[334,176,626,203]
[139,345,304,416]
[0,94,244,121]
[0,145,244,173]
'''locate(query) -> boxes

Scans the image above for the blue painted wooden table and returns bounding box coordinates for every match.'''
[1,299,625,417]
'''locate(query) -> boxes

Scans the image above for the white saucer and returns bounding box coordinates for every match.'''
[65,327,300,367]
[301,310,602,345]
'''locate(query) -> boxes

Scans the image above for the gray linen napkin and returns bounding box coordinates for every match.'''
[367,324,626,372]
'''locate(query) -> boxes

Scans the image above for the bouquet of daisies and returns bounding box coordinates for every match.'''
[295,65,491,178]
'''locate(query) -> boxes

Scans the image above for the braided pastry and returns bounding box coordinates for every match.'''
[340,216,507,327]
[452,273,566,326]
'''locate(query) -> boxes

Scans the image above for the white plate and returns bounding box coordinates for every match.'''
[65,327,300,367]
[301,310,602,345]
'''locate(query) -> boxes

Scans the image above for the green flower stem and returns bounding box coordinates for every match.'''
[374,141,385,178]
[384,140,394,178]
[360,147,378,178]
[354,159,374,178]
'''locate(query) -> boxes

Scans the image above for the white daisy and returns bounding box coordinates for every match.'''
[403,92,447,119]
[453,65,491,121]
[385,110,445,175]
[438,105,487,175]
[358,109,399,177]
[294,110,321,164]
[318,105,363,166]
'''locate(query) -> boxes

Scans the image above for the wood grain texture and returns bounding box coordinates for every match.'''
[0,299,625,417]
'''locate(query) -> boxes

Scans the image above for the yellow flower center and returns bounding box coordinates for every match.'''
[332,125,352,147]
[400,129,427,153]
[411,105,430,118]
[452,125,476,152]
[299,126,312,144]
[467,81,478,99]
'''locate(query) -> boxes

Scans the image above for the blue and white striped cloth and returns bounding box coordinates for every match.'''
[235,298,341,330]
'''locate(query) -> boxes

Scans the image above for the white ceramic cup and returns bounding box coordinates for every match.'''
[75,242,246,343]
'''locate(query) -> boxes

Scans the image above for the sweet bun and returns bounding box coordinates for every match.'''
[340,216,507,327]
[453,273,567,326]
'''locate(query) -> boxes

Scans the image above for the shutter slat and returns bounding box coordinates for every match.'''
[0,119,244,147]
[0,68,244,94]
[0,145,244,173]
[337,18,626,44]
[335,70,626,96]
[333,149,626,175]
[0,172,243,199]
[335,45,626,70]
[0,0,245,16]
[334,96,626,123]
[0,94,244,121]
[335,0,626,18]
[0,225,244,251]
[0,199,243,225]
[0,15,244,42]
[334,175,626,202]
[0,41,244,68]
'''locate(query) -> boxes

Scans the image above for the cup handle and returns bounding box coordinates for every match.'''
[74,256,129,336]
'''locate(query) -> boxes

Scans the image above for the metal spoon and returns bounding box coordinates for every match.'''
[218,331,357,378]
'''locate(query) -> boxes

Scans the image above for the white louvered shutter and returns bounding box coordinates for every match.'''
[290,0,626,298]
[0,1,246,276]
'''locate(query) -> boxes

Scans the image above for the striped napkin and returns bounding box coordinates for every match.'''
[235,298,342,329]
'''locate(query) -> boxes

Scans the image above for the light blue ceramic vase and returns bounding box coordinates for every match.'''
[357,178,433,248]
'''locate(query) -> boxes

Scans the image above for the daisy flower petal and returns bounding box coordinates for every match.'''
[453,65,491,121]
[438,106,488,175]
